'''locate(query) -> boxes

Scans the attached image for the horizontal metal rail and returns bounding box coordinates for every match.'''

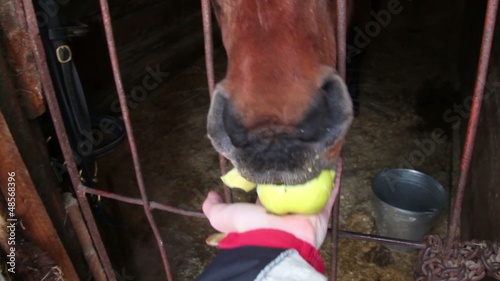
[338,230,426,249]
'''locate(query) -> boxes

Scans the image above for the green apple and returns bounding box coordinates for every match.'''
[220,168,257,192]
[220,168,335,215]
[256,170,335,215]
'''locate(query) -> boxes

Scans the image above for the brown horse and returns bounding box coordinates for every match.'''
[207,0,369,185]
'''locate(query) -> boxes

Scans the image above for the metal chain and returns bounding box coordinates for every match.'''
[416,235,500,281]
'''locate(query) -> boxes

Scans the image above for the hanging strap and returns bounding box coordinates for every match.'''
[35,0,125,165]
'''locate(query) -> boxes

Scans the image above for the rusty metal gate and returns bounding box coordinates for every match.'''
[16,0,500,279]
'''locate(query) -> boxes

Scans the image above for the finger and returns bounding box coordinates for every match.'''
[202,193,233,232]
[202,191,272,233]
[202,190,228,225]
[205,232,227,247]
[202,190,223,215]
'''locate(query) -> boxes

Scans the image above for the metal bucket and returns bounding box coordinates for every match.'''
[371,169,448,252]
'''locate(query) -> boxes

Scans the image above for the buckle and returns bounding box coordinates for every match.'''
[56,45,72,63]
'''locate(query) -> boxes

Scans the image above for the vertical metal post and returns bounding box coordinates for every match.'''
[336,0,348,79]
[331,0,347,279]
[201,0,215,96]
[97,0,173,279]
[445,0,499,253]
[201,0,232,203]
[330,158,343,280]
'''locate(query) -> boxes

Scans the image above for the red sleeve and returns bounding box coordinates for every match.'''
[218,229,325,274]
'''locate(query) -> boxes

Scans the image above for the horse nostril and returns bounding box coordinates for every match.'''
[294,74,353,143]
[222,101,249,148]
[295,96,329,142]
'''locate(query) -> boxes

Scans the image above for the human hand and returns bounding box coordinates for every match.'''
[202,183,340,249]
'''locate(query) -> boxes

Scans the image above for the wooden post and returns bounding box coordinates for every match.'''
[0,109,80,281]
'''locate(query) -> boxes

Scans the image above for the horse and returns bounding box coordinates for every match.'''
[207,0,373,185]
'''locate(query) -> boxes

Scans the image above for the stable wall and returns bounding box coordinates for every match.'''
[56,0,209,111]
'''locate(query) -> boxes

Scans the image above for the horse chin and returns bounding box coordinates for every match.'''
[235,165,322,186]
[225,149,327,185]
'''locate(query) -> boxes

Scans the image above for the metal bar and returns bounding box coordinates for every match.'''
[97,0,173,280]
[338,231,426,249]
[82,184,206,218]
[331,0,347,280]
[446,0,499,253]
[336,0,347,79]
[219,155,231,203]
[201,0,215,96]
[20,0,116,279]
[330,158,343,281]
[201,0,232,203]
[150,202,205,218]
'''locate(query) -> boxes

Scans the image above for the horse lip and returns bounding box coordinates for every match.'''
[233,150,328,185]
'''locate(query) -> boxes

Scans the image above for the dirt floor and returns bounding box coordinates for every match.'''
[94,0,464,280]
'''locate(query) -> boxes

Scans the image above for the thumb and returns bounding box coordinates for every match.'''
[202,190,234,233]
[202,190,223,217]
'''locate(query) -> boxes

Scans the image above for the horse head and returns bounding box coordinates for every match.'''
[207,0,353,184]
